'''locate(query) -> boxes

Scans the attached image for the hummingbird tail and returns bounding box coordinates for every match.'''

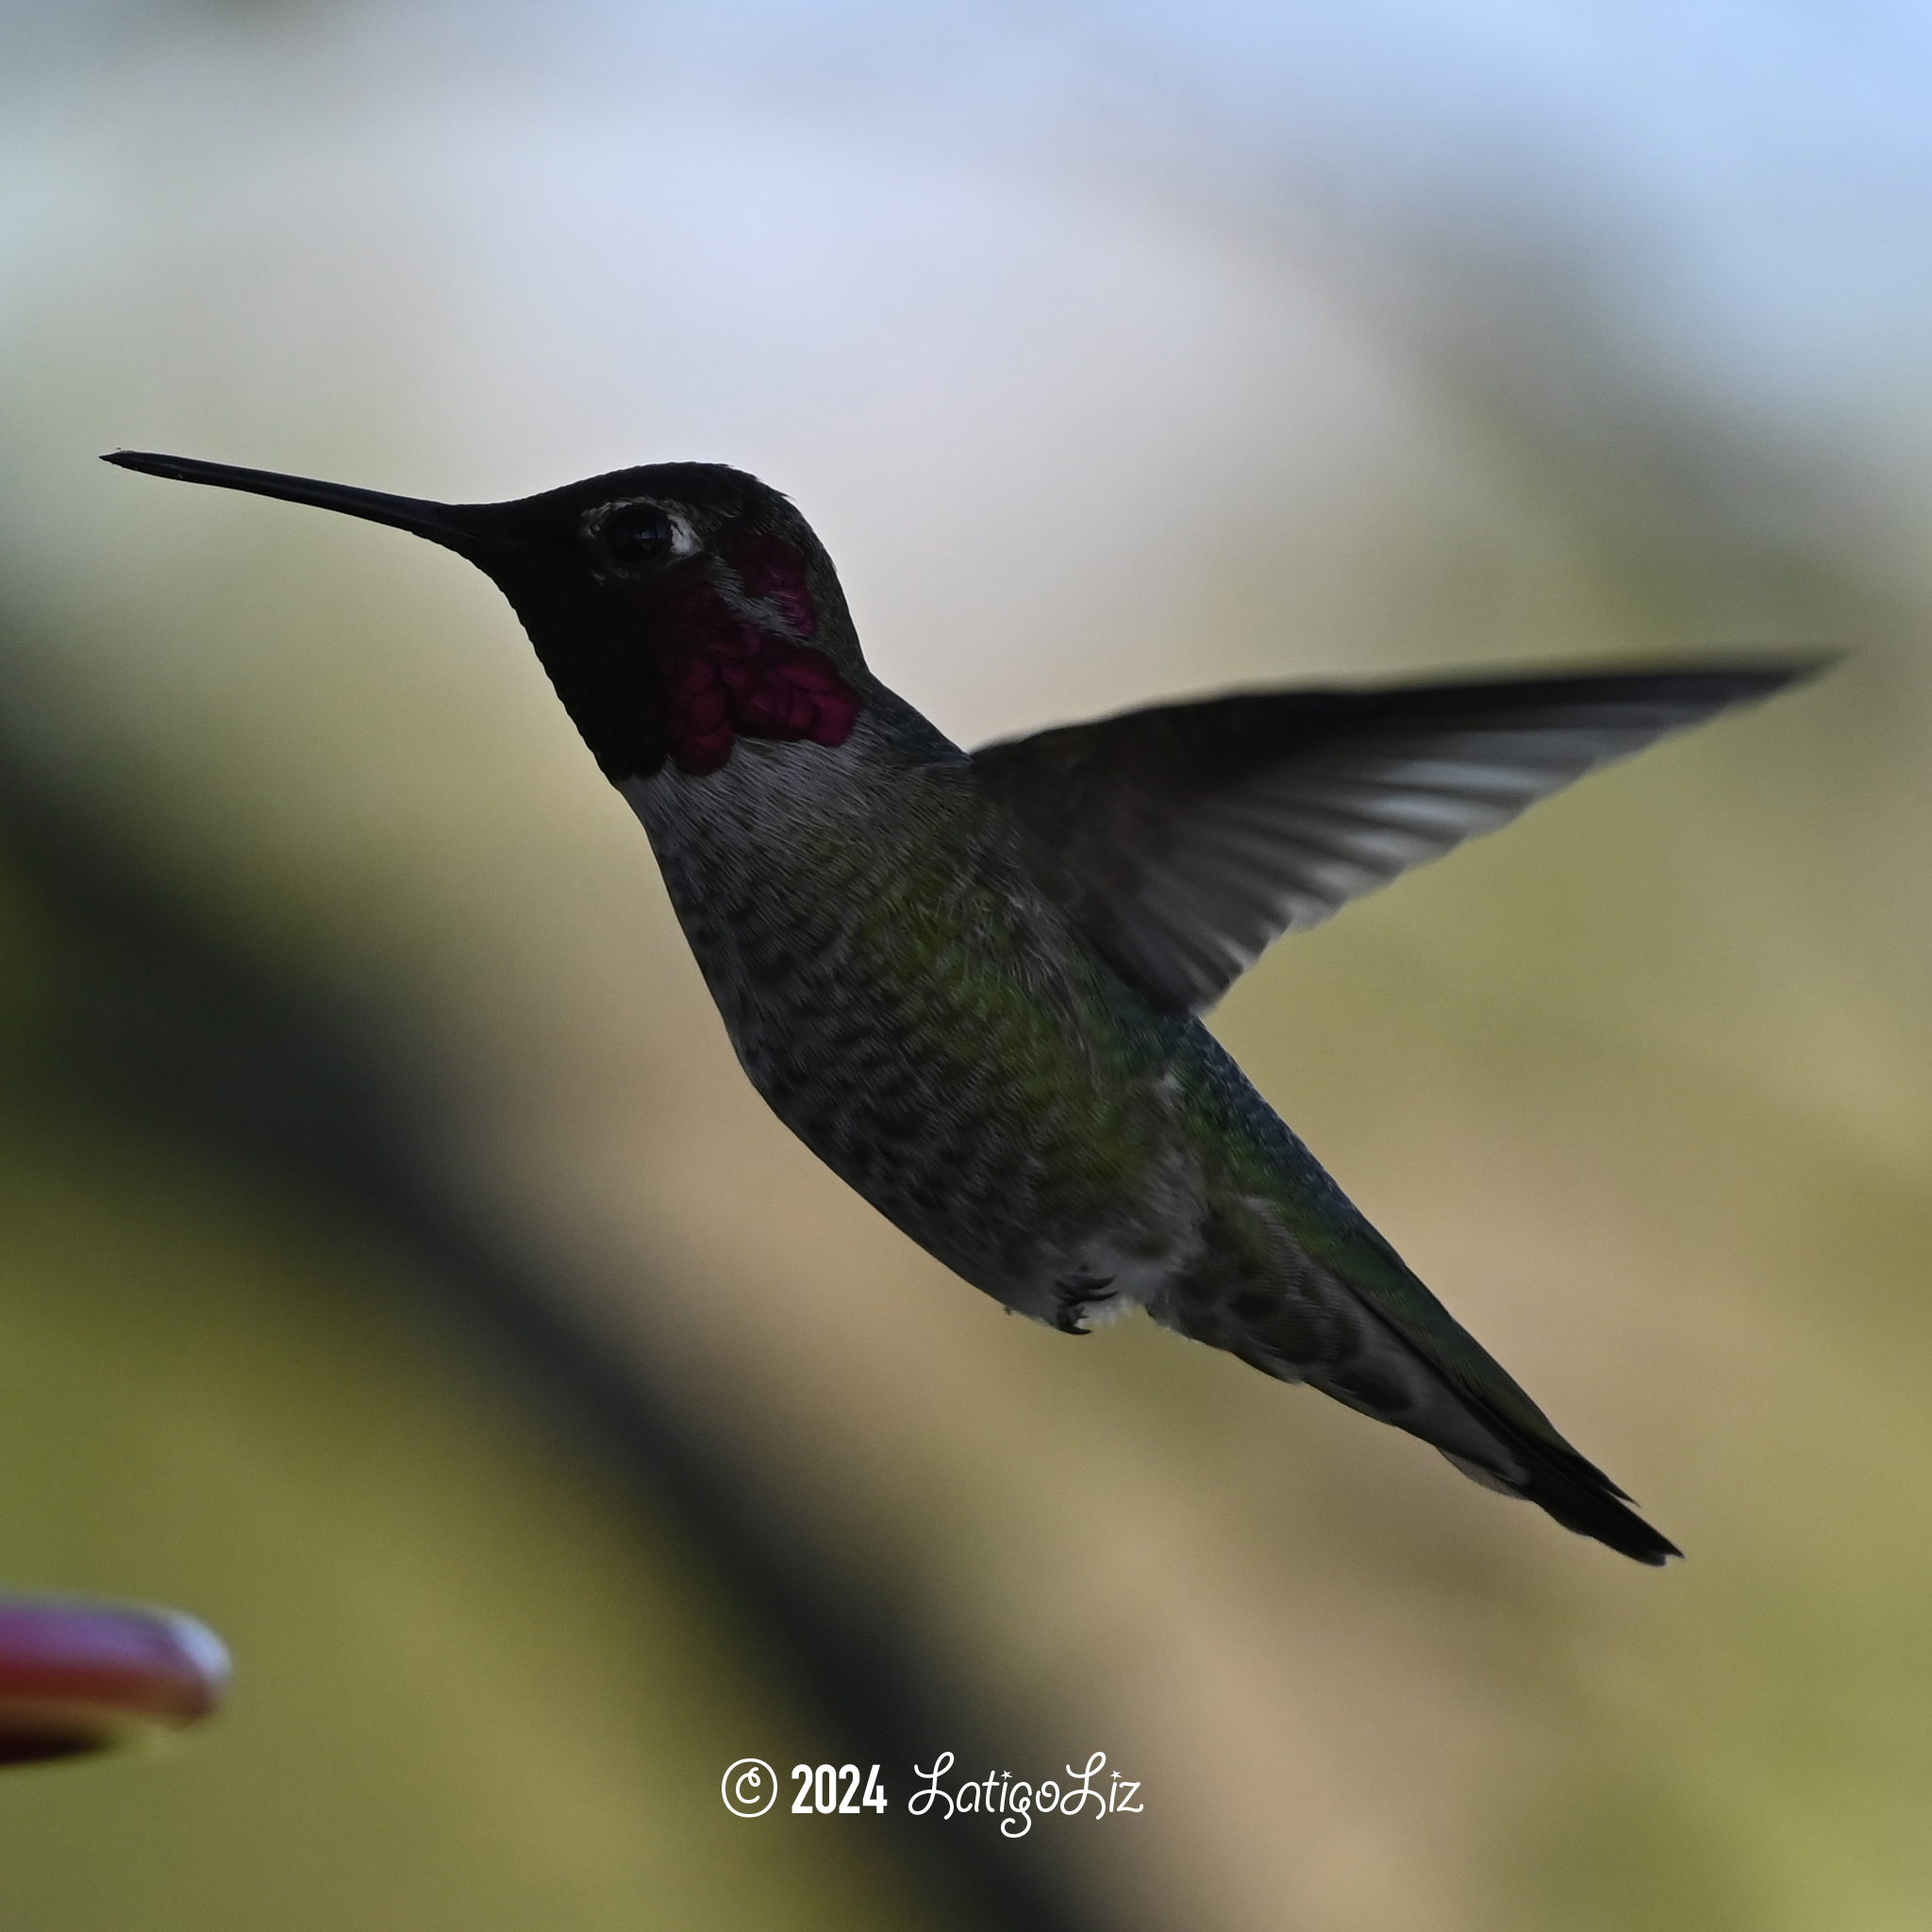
[1161,1242,1681,1564]
[1442,1425,1681,1566]
[1319,1336,1683,1564]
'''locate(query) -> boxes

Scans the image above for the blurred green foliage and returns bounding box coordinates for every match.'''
[0,735,954,1929]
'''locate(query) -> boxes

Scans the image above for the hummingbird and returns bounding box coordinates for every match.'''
[105,449,1821,1563]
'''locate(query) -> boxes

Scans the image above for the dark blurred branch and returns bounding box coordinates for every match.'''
[0,654,1127,1932]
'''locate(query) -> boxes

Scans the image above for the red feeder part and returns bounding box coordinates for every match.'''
[0,1599,229,1766]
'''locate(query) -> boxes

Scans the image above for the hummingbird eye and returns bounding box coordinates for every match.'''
[600,502,683,570]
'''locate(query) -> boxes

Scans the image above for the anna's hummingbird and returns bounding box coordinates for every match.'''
[106,449,1820,1563]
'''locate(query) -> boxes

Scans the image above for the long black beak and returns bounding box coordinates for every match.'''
[102,451,473,549]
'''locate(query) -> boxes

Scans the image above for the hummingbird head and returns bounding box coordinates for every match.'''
[102,452,867,783]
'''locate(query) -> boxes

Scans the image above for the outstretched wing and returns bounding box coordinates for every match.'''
[974,661,1820,1013]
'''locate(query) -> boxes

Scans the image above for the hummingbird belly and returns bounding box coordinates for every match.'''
[623,736,1209,1326]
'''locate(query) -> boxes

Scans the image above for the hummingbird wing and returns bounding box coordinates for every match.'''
[973,661,1819,1013]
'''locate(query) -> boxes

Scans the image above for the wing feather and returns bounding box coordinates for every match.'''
[974,661,1823,1012]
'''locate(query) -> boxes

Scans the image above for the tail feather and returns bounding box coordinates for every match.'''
[1165,1242,1682,1564]
[1313,1240,1685,1565]
[1320,1296,1684,1565]
[1445,1414,1680,1565]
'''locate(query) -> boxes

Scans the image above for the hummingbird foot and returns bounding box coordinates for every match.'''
[1052,1274,1119,1336]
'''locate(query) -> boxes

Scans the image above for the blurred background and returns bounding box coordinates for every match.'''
[1,2,1928,1926]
